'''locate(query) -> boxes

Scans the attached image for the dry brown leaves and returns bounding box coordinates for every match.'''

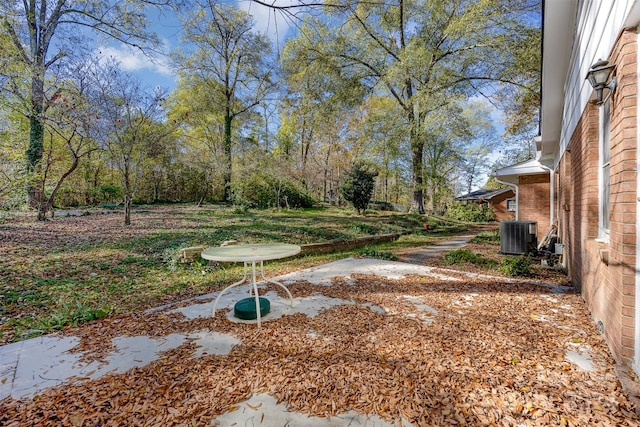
[1,275,638,426]
[423,240,572,286]
[0,206,213,256]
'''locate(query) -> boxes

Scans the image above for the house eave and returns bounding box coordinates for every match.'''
[493,159,550,185]
[538,0,578,165]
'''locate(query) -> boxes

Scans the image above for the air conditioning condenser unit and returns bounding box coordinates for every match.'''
[500,220,537,255]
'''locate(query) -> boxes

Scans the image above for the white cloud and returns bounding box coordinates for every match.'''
[237,0,300,43]
[97,45,173,77]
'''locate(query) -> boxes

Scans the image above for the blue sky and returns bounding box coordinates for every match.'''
[98,1,296,92]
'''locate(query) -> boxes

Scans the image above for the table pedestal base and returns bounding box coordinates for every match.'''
[212,260,294,327]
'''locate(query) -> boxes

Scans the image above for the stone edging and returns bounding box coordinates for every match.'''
[299,232,404,254]
[179,233,406,263]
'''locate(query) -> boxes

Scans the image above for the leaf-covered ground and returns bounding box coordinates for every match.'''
[1,274,638,425]
[0,205,437,345]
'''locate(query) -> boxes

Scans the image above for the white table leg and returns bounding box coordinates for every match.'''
[252,260,261,328]
[212,262,249,317]
[212,259,293,327]
[259,260,294,307]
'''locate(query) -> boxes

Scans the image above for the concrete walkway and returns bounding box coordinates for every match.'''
[397,233,477,265]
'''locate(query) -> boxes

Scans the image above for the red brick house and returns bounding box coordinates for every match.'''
[455,188,516,221]
[498,0,640,376]
[494,159,552,235]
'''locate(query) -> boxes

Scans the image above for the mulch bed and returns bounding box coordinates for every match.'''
[1,274,638,426]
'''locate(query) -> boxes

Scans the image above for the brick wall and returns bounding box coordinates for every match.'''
[488,190,516,221]
[518,173,551,239]
[557,149,572,276]
[609,29,638,362]
[557,28,638,365]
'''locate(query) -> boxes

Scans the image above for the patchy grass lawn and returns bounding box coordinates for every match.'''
[0,204,469,345]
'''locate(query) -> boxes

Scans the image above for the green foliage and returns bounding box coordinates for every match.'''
[444,249,496,267]
[446,202,496,222]
[232,175,314,209]
[351,222,378,235]
[357,247,397,261]
[341,161,378,215]
[497,255,532,277]
[34,302,111,334]
[92,185,123,203]
[471,231,501,244]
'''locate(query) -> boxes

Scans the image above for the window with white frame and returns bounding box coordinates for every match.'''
[506,199,516,212]
[598,98,611,241]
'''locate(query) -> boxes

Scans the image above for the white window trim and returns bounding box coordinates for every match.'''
[506,198,516,212]
[597,98,611,243]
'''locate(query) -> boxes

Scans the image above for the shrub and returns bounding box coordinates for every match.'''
[341,161,378,215]
[498,255,532,277]
[444,249,496,267]
[92,184,123,203]
[471,230,500,244]
[446,202,496,222]
[358,247,397,261]
[232,175,314,209]
[351,222,379,235]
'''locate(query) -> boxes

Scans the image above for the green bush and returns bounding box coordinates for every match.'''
[471,230,500,244]
[446,202,496,222]
[444,249,496,267]
[357,247,397,260]
[497,255,532,277]
[92,184,123,203]
[341,161,378,214]
[232,175,314,209]
[351,222,379,235]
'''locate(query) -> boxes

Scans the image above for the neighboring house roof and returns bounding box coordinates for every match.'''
[456,188,513,202]
[493,159,550,185]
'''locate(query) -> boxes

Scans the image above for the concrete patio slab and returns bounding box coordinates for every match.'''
[1,257,471,404]
[0,254,629,425]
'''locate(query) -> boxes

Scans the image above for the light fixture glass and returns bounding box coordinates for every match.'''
[586,59,617,104]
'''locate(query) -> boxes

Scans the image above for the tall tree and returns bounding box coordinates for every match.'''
[279,0,539,213]
[0,0,165,216]
[167,76,227,205]
[174,1,275,201]
[457,101,498,194]
[354,95,409,204]
[32,58,102,219]
[88,59,169,225]
[497,26,541,137]
[279,19,367,196]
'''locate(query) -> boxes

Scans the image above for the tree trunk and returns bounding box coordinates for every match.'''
[124,196,132,226]
[323,144,332,202]
[27,74,46,212]
[223,109,233,202]
[197,174,210,207]
[39,157,81,220]
[409,117,425,214]
[123,167,132,226]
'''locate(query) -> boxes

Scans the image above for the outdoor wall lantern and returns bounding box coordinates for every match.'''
[586,59,617,104]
